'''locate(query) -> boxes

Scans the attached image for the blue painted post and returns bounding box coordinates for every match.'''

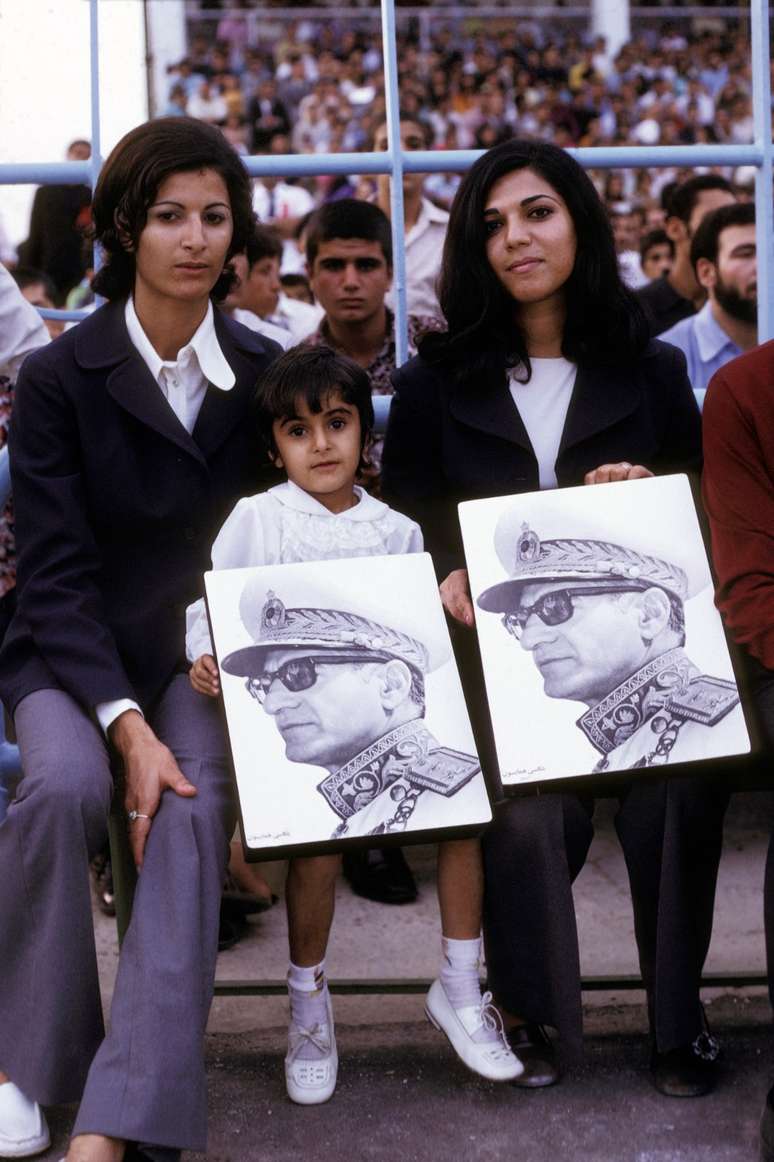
[380,0,409,366]
[90,0,103,281]
[751,0,773,342]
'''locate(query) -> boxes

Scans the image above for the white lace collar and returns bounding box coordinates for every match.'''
[271,480,390,522]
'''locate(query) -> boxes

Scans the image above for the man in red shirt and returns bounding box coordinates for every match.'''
[702,340,774,1160]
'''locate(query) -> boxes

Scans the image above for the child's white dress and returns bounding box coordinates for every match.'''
[185,480,423,661]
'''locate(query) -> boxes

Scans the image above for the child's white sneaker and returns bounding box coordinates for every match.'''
[285,985,338,1105]
[425,978,524,1082]
[0,1081,50,1158]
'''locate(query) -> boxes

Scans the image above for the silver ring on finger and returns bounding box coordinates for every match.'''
[127,809,152,824]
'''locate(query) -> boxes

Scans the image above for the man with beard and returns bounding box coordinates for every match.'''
[635,174,735,337]
[661,203,757,395]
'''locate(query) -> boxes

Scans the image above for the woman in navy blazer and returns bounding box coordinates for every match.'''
[0,120,279,1161]
[382,140,726,1098]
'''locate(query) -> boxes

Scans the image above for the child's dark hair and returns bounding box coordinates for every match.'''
[253,345,375,470]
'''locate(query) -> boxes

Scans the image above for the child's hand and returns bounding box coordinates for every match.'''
[190,654,220,698]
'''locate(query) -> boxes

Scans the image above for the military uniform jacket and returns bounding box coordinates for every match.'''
[576,647,746,772]
[316,719,489,838]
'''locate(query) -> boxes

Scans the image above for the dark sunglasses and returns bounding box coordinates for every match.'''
[502,586,643,638]
[245,652,385,702]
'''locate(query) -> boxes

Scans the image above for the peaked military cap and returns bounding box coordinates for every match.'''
[221,572,449,677]
[476,478,711,614]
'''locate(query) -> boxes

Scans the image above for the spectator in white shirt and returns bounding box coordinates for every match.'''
[221,224,293,349]
[223,223,321,345]
[372,115,449,321]
[186,79,228,124]
[252,132,316,240]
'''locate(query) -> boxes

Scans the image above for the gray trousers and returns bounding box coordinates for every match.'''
[0,676,235,1152]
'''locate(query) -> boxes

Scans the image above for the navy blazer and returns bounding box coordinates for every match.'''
[382,340,702,581]
[0,300,280,715]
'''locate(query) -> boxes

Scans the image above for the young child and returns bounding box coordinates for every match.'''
[186,345,522,1105]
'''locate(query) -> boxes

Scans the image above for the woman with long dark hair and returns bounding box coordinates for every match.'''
[0,119,278,1161]
[382,139,727,1097]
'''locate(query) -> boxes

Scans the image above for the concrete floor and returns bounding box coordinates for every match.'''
[37,793,774,1161]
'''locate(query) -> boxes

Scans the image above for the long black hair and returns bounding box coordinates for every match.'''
[91,117,255,302]
[421,139,650,381]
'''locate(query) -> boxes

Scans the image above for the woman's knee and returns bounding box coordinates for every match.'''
[14,751,112,848]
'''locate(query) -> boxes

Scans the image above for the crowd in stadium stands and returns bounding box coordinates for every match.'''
[2,17,765,319]
[163,18,762,208]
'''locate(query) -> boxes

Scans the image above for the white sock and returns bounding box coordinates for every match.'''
[287,960,331,1062]
[288,959,327,995]
[439,935,483,1009]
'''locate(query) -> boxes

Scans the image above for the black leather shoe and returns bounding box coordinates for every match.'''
[506,1024,560,1088]
[760,1084,774,1161]
[89,851,116,917]
[218,898,248,951]
[650,1035,721,1098]
[342,847,418,904]
[126,1144,181,1162]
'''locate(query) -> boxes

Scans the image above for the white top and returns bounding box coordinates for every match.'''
[96,299,235,734]
[252,180,315,224]
[385,196,449,321]
[124,297,235,433]
[508,357,577,491]
[269,292,323,343]
[232,308,293,350]
[185,480,423,660]
[0,262,49,381]
[186,90,228,122]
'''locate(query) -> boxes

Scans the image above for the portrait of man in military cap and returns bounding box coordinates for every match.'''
[460,475,749,785]
[206,554,492,853]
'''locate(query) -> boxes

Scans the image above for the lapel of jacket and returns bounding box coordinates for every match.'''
[448,367,533,451]
[192,309,274,461]
[74,300,275,466]
[558,360,642,457]
[75,300,207,463]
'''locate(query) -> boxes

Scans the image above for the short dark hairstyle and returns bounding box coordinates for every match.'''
[305,199,392,269]
[639,228,674,262]
[664,174,734,225]
[12,266,59,303]
[421,138,650,381]
[280,272,311,290]
[91,117,254,301]
[244,223,283,268]
[689,201,755,271]
[252,345,375,467]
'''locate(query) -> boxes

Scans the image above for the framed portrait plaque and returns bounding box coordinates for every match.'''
[459,474,750,789]
[206,552,493,859]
